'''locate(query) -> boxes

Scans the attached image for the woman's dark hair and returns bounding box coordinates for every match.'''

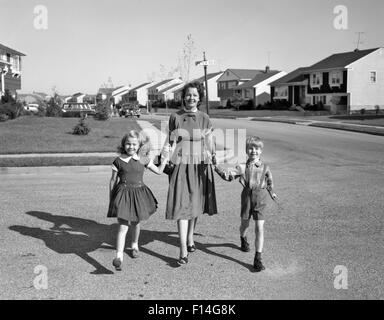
[181,81,205,106]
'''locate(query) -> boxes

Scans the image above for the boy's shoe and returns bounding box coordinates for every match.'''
[131,249,139,259]
[253,256,265,272]
[112,258,122,271]
[240,236,250,252]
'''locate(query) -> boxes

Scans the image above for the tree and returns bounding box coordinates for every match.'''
[178,34,196,81]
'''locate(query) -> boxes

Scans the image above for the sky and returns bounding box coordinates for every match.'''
[1,0,383,96]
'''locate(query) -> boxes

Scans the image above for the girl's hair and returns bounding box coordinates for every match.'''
[245,136,264,151]
[181,81,205,106]
[118,130,152,156]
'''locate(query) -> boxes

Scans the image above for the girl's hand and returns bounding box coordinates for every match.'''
[161,143,171,160]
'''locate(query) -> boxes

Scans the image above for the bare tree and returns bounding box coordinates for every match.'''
[178,34,196,81]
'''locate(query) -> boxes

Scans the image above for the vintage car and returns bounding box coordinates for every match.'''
[119,104,141,118]
[61,103,96,117]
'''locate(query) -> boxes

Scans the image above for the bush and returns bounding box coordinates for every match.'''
[72,116,90,135]
[0,113,9,122]
[95,102,111,120]
[360,108,366,115]
[0,102,24,119]
[46,95,63,117]
[375,105,380,115]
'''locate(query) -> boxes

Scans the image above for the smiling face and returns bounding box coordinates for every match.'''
[247,144,262,161]
[124,137,140,156]
[183,87,200,111]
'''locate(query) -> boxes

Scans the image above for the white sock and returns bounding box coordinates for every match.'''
[116,251,123,260]
[131,242,139,251]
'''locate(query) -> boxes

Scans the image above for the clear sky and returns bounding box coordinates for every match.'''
[1,0,383,96]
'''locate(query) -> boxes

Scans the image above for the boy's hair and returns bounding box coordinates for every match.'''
[245,136,264,151]
[118,130,151,155]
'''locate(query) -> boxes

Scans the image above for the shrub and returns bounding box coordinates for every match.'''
[0,102,24,119]
[0,113,9,122]
[95,101,111,120]
[46,94,63,117]
[360,108,366,115]
[375,105,380,115]
[72,116,90,135]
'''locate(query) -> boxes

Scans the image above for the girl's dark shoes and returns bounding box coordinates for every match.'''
[240,236,250,252]
[112,258,122,271]
[187,244,196,253]
[253,256,265,272]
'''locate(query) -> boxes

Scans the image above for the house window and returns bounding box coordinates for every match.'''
[330,71,342,85]
[218,82,226,90]
[227,81,237,89]
[370,71,377,83]
[311,73,322,86]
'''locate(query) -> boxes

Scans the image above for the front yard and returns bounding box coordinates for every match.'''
[0,116,142,154]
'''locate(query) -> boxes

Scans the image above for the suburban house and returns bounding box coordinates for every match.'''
[68,92,86,103]
[110,85,131,106]
[271,47,384,113]
[269,67,310,106]
[233,70,287,106]
[122,82,154,106]
[157,82,185,102]
[216,68,278,106]
[147,78,183,105]
[0,43,25,99]
[174,71,224,102]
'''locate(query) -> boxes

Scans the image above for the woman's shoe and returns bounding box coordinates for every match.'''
[177,255,189,265]
[112,258,122,271]
[187,244,196,253]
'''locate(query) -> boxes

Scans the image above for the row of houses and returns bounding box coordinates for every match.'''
[2,41,383,114]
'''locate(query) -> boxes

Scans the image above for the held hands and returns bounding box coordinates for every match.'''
[160,143,171,161]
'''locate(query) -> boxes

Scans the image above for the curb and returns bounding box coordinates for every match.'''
[0,165,111,175]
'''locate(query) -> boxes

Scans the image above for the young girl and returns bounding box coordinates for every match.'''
[214,136,278,272]
[107,130,169,271]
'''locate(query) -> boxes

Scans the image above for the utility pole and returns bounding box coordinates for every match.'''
[355,32,364,50]
[195,52,215,116]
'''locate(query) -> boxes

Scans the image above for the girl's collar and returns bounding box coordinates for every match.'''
[247,159,262,167]
[119,154,140,161]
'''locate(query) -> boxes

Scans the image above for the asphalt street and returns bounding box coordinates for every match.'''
[1,119,383,299]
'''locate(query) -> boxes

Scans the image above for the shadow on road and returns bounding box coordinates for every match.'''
[9,211,254,273]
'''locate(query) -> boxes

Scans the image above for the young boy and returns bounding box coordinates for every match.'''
[214,136,277,272]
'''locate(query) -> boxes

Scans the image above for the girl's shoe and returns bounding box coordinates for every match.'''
[112,258,122,271]
[187,244,196,253]
[177,255,189,265]
[240,236,250,252]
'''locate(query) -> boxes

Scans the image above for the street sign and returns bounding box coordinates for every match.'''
[195,60,215,66]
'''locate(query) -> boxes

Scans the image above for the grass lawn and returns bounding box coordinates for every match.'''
[0,116,142,154]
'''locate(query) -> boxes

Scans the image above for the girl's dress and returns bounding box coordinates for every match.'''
[107,155,158,222]
[166,109,218,220]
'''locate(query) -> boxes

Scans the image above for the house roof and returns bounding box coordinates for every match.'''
[304,48,380,72]
[147,79,175,90]
[269,67,310,86]
[193,71,224,83]
[130,82,151,91]
[225,69,267,80]
[234,71,281,89]
[158,82,184,94]
[0,43,26,56]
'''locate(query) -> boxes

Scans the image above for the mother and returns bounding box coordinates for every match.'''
[165,81,218,265]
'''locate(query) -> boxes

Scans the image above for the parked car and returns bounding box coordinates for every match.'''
[62,102,96,117]
[119,103,141,118]
[24,103,39,113]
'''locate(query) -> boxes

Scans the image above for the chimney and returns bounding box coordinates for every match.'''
[265,65,270,73]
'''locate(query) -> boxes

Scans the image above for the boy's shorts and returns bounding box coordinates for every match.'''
[240,187,269,221]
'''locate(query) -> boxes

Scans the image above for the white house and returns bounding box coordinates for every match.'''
[157,82,185,101]
[233,70,287,106]
[147,78,183,105]
[111,85,131,105]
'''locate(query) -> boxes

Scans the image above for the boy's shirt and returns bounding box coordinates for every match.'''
[215,160,274,193]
